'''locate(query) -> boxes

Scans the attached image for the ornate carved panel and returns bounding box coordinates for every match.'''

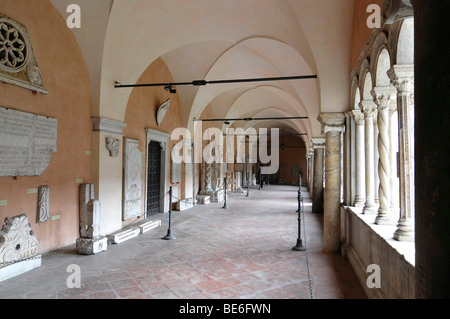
[0,13,47,93]
[0,214,39,266]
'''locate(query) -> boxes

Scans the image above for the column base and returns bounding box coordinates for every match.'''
[354,199,366,208]
[375,209,395,225]
[394,219,414,242]
[363,205,377,215]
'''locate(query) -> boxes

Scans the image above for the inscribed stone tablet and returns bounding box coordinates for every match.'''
[123,139,143,220]
[0,107,57,176]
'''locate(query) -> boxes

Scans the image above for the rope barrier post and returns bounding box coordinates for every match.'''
[293,174,306,251]
[222,177,229,209]
[246,173,250,198]
[163,186,176,240]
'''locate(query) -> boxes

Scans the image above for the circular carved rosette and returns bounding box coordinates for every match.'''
[0,20,29,73]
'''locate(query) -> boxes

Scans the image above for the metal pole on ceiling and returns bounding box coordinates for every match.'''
[113,75,317,89]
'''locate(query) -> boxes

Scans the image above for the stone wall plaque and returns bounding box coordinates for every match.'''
[36,185,49,223]
[0,107,57,176]
[123,138,143,220]
[171,159,181,183]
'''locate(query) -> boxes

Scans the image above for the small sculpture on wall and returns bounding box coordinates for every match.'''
[36,185,50,223]
[156,98,170,126]
[105,137,120,157]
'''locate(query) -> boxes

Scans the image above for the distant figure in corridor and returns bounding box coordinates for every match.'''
[258,163,264,190]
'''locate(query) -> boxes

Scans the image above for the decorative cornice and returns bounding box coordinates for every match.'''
[91,117,127,135]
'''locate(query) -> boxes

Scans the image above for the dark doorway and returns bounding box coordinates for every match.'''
[146,140,162,218]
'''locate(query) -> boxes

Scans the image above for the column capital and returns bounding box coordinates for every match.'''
[351,109,365,125]
[359,100,377,118]
[311,137,326,149]
[371,86,398,111]
[318,112,346,135]
[388,64,414,93]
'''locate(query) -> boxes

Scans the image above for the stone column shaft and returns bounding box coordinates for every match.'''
[318,113,345,254]
[388,65,415,242]
[389,106,400,213]
[343,112,352,206]
[312,139,325,214]
[372,86,398,224]
[352,110,366,207]
[360,101,378,214]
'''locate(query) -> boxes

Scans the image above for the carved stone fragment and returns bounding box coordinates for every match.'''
[105,137,120,157]
[0,214,39,265]
[36,185,50,223]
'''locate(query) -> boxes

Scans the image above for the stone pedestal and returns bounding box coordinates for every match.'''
[197,195,211,205]
[176,198,194,211]
[76,187,107,255]
[76,237,108,255]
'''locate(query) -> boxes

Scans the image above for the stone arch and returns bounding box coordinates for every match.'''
[350,76,360,110]
[359,59,374,101]
[396,18,414,65]
[370,31,393,87]
[374,47,392,87]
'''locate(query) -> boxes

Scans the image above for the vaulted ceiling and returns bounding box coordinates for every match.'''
[51,0,355,149]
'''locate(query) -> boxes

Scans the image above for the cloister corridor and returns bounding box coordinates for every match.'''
[0,185,365,299]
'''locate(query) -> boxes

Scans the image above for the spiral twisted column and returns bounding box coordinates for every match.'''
[372,86,398,224]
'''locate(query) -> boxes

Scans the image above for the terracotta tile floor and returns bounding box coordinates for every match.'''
[0,185,366,299]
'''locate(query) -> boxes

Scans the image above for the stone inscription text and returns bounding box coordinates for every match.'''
[0,107,57,176]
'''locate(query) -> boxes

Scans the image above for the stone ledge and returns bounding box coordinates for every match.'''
[108,227,140,244]
[0,255,41,283]
[138,220,161,234]
[346,206,415,266]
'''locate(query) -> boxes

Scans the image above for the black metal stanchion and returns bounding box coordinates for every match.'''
[293,174,306,251]
[246,173,250,198]
[163,186,176,240]
[222,177,229,209]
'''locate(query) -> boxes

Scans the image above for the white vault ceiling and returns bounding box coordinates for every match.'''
[50,0,355,148]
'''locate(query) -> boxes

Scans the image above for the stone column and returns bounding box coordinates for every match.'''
[306,152,311,193]
[352,110,366,207]
[318,113,346,254]
[389,104,400,214]
[343,112,352,206]
[307,150,314,196]
[312,138,326,214]
[350,113,356,206]
[373,114,380,207]
[372,86,398,224]
[359,101,378,214]
[388,64,415,242]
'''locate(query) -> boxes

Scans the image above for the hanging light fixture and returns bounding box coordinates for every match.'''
[280,129,286,150]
